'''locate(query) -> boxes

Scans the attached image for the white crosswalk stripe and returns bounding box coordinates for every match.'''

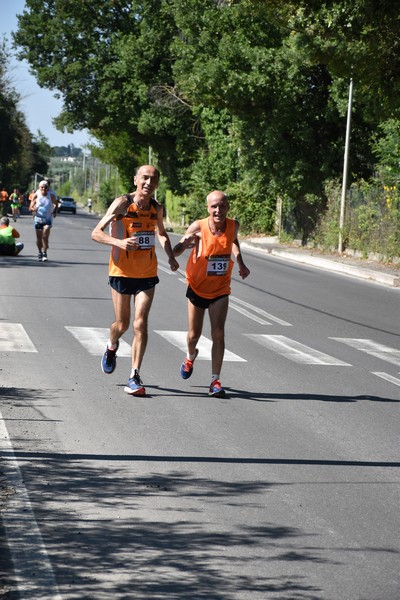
[330,338,400,366]
[372,372,400,387]
[65,326,131,356]
[5,325,400,390]
[154,330,247,362]
[245,334,351,365]
[0,323,37,353]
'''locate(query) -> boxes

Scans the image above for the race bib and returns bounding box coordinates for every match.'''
[132,230,155,249]
[35,216,48,225]
[207,255,230,276]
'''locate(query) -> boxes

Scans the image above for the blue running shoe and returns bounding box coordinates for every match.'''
[124,370,146,396]
[180,349,199,379]
[101,341,119,374]
[208,379,226,398]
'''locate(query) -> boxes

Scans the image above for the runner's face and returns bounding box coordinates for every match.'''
[207,195,229,223]
[134,167,159,198]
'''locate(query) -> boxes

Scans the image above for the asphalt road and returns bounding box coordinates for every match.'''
[0,211,399,599]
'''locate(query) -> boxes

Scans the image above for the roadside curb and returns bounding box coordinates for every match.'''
[241,242,400,288]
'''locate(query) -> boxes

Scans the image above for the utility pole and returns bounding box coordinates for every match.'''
[338,77,354,254]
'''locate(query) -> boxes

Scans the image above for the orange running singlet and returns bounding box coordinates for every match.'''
[108,199,159,278]
[185,217,235,299]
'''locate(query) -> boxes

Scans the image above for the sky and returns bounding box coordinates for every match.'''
[0,0,91,149]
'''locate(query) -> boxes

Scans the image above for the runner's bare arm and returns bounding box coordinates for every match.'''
[232,221,250,280]
[91,196,139,251]
[172,221,201,256]
[50,193,58,217]
[155,204,179,271]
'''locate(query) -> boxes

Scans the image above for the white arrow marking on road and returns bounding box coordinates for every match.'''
[372,372,400,387]
[154,330,247,362]
[65,326,132,356]
[245,334,351,365]
[330,338,400,366]
[0,323,37,352]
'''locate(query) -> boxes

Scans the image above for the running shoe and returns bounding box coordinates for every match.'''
[42,252,48,262]
[124,370,146,396]
[180,349,199,380]
[208,379,226,398]
[101,341,119,374]
[38,252,43,261]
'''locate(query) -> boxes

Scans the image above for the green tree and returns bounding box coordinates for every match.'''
[0,42,48,191]
[13,0,400,240]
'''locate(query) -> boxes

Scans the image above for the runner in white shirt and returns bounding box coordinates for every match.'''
[29,180,58,261]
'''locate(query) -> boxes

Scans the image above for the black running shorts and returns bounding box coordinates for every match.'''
[109,276,159,295]
[186,284,228,309]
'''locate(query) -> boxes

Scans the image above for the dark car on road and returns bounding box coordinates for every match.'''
[58,197,77,214]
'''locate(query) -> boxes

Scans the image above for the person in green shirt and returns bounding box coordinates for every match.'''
[0,217,24,255]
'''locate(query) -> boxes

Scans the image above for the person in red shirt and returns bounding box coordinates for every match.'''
[173,190,250,397]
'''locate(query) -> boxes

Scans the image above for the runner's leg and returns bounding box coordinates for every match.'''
[131,287,155,371]
[208,296,229,376]
[187,300,205,356]
[110,288,132,345]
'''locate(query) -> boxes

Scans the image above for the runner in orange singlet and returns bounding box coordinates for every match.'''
[0,188,9,217]
[173,190,250,397]
[91,165,179,396]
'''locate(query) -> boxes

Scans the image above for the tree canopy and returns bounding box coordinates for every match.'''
[13,0,400,237]
[0,42,49,190]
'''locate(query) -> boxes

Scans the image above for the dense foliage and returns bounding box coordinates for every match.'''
[0,43,49,191]
[12,1,400,245]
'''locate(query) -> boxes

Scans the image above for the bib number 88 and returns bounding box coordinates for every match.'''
[132,231,155,249]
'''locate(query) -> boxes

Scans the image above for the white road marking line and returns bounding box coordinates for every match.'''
[230,296,292,326]
[245,334,351,365]
[331,338,400,366]
[372,372,400,387]
[0,415,62,599]
[154,330,247,362]
[0,323,37,352]
[229,303,272,324]
[166,274,292,327]
[158,263,175,274]
[65,326,131,356]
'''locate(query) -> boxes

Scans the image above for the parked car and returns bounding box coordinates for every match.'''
[58,197,77,214]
